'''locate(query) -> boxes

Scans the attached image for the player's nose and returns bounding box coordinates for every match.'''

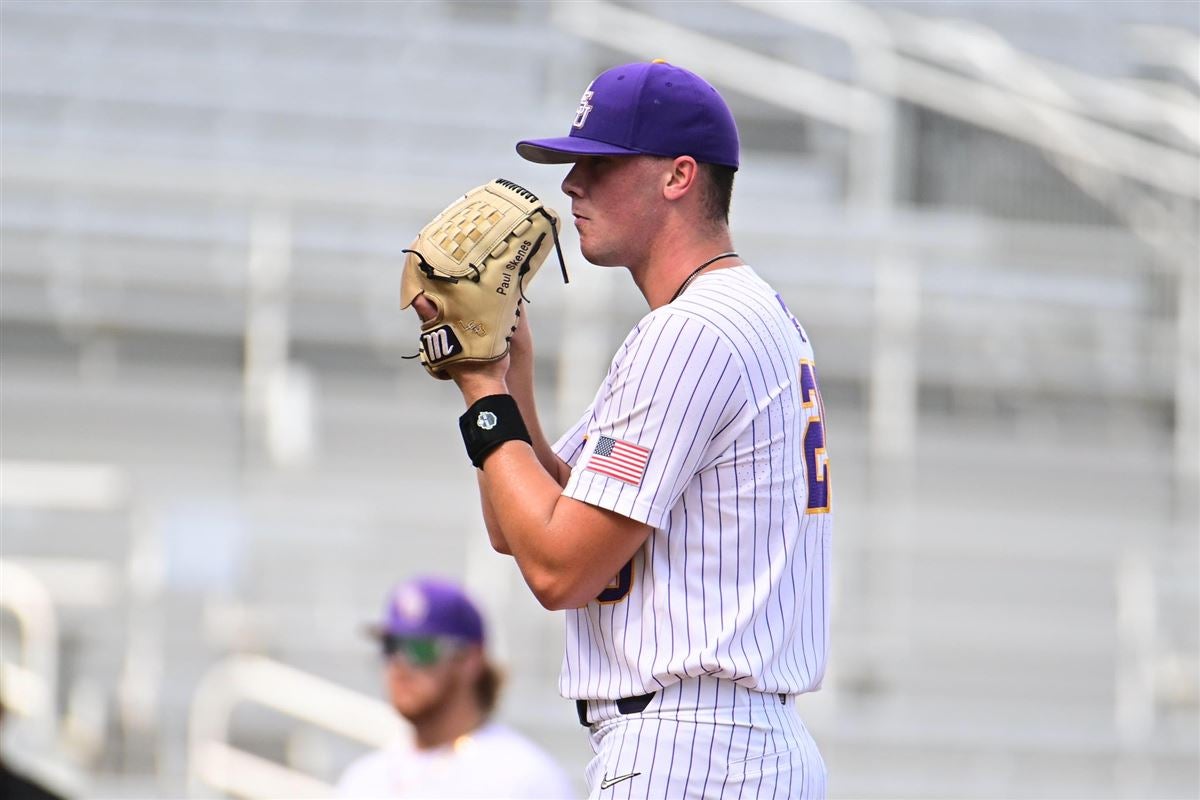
[561,162,586,199]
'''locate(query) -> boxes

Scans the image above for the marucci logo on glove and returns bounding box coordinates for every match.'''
[420,325,461,364]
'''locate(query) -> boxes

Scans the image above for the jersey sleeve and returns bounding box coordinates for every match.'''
[551,402,594,468]
[562,310,751,528]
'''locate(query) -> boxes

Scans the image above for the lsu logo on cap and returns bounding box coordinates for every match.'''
[394,585,429,624]
[573,83,595,129]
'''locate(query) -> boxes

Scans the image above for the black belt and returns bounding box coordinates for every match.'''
[576,691,655,726]
[575,690,790,727]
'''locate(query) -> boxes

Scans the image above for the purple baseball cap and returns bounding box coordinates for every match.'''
[369,577,485,644]
[516,60,739,169]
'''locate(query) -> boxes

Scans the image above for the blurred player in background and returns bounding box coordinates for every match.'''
[336,576,575,799]
[411,60,833,798]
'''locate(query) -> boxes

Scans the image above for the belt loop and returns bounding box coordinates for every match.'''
[575,699,589,727]
[615,692,655,715]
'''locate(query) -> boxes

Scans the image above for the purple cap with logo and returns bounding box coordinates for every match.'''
[370,577,485,643]
[517,60,739,169]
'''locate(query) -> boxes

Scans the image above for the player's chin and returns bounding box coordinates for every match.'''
[579,242,623,268]
[389,687,440,720]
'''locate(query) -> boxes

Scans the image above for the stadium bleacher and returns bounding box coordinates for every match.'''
[1,1,1195,798]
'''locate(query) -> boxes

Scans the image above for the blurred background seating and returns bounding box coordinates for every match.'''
[1,1,1196,797]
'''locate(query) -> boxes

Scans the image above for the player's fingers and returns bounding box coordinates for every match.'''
[412,293,438,323]
[510,303,533,350]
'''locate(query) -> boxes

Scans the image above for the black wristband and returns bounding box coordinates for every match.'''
[459,394,532,469]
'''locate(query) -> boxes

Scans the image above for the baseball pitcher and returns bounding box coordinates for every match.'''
[401,60,833,799]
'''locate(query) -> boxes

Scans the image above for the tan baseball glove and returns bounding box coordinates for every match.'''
[400,179,568,379]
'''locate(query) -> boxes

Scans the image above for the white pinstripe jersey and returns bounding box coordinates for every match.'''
[552,265,833,701]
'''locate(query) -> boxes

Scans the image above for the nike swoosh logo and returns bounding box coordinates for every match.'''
[600,771,642,790]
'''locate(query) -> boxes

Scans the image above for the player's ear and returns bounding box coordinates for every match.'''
[663,156,699,202]
[457,643,486,681]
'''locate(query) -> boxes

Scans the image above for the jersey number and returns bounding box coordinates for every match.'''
[800,360,831,514]
[596,560,633,603]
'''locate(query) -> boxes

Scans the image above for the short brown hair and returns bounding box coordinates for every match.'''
[701,163,736,225]
[474,660,504,715]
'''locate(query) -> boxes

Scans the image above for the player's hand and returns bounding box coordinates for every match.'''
[509,301,534,364]
[411,294,510,403]
[503,302,536,398]
[411,292,439,325]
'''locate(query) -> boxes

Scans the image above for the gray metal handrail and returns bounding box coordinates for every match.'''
[187,654,405,799]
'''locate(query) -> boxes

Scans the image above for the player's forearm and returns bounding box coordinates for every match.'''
[477,472,513,555]
[506,349,570,486]
[455,376,613,607]
[454,365,567,485]
[476,443,573,604]
[455,374,559,566]
[508,386,570,486]
[475,443,610,609]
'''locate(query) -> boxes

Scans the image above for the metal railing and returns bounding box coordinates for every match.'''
[0,559,59,745]
[187,654,404,799]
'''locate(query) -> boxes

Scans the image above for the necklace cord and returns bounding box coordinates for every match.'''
[669,252,740,303]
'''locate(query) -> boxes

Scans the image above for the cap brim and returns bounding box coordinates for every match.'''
[362,622,484,644]
[516,136,643,164]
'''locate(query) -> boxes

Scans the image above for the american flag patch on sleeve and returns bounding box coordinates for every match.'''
[586,435,651,486]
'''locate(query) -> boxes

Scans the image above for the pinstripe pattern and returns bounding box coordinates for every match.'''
[553,266,832,795]
[581,677,826,798]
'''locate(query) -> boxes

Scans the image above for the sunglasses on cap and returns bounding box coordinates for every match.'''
[381,635,467,668]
